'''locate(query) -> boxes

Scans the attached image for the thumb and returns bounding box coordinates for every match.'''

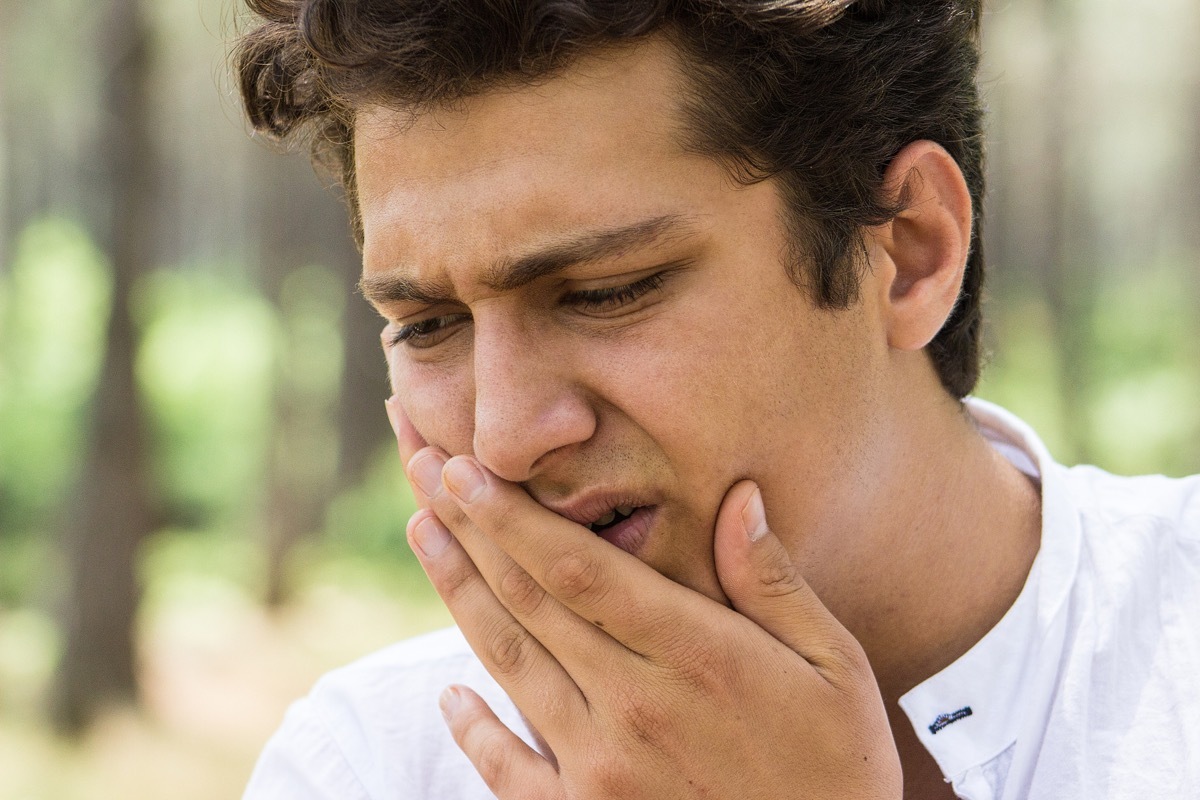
[713,481,859,671]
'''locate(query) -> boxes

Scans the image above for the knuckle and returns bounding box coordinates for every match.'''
[485,624,532,677]
[670,637,739,696]
[470,728,513,790]
[757,554,805,598]
[544,547,602,601]
[827,635,873,680]
[813,631,873,685]
[611,686,670,748]
[434,559,477,605]
[587,752,634,797]
[497,562,546,616]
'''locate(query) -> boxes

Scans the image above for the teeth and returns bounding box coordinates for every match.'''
[595,511,616,527]
[615,505,633,517]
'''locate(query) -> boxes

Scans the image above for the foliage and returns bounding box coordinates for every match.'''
[0,219,110,547]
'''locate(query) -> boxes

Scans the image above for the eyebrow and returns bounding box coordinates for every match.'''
[359,213,697,307]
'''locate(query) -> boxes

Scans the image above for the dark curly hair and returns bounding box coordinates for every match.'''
[235,0,986,397]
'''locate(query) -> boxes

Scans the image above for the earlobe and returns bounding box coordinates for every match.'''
[874,141,972,352]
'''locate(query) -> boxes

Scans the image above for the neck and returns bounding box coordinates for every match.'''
[808,364,1043,704]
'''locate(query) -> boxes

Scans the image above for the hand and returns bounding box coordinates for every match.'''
[386,397,902,800]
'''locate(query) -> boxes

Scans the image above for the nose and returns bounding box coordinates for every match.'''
[470,322,596,483]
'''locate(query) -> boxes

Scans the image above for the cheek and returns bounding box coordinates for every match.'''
[597,317,764,486]
[616,300,854,499]
[392,358,477,455]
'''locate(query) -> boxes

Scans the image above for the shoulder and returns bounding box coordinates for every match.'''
[970,396,1200,604]
[308,624,482,707]
[1054,464,1200,605]
[243,626,517,800]
[1022,468,1200,794]
[1064,465,1200,536]
[300,625,484,760]
[1060,465,1200,585]
[1060,467,1200,686]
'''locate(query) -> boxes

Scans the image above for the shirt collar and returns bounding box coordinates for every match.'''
[897,397,1083,780]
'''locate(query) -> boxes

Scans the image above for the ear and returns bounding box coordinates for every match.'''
[870,141,972,352]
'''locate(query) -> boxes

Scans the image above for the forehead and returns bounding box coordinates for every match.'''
[352,39,713,280]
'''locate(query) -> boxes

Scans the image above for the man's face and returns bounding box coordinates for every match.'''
[356,40,894,604]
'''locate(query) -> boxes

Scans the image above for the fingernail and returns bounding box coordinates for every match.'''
[413,515,452,558]
[439,686,461,721]
[384,396,401,438]
[409,453,446,498]
[444,457,486,503]
[742,487,769,543]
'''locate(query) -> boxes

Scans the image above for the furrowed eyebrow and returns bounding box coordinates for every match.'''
[358,213,698,308]
[483,213,698,292]
[358,272,455,307]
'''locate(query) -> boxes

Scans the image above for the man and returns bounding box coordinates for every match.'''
[236,1,1200,798]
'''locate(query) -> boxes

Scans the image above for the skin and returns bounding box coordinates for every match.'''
[360,38,1041,799]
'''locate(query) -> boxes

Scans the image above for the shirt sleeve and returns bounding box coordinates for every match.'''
[242,697,374,800]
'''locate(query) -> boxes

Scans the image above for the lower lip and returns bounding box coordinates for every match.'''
[596,506,656,555]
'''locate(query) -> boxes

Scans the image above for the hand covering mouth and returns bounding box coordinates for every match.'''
[538,493,659,555]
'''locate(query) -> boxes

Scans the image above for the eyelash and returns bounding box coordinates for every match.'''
[563,272,666,312]
[390,272,668,349]
[388,315,464,349]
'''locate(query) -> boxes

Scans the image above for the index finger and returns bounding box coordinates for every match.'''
[440,455,711,658]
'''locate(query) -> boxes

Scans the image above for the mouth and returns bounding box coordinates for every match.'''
[583,504,656,555]
[544,494,659,557]
[585,505,635,532]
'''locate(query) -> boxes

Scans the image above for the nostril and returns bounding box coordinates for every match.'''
[470,366,598,483]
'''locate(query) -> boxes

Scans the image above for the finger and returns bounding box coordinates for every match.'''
[435,454,702,657]
[407,508,587,736]
[712,481,865,676]
[386,395,431,505]
[384,395,428,461]
[408,452,629,687]
[441,685,561,800]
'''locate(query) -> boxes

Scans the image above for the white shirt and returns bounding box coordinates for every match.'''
[243,399,1200,799]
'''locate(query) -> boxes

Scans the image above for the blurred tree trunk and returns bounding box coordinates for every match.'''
[254,153,377,608]
[50,0,158,735]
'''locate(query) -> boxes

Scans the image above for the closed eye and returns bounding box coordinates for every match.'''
[563,271,669,314]
[387,265,683,350]
[387,313,470,349]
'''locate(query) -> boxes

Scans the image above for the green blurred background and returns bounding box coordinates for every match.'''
[0,0,1198,797]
